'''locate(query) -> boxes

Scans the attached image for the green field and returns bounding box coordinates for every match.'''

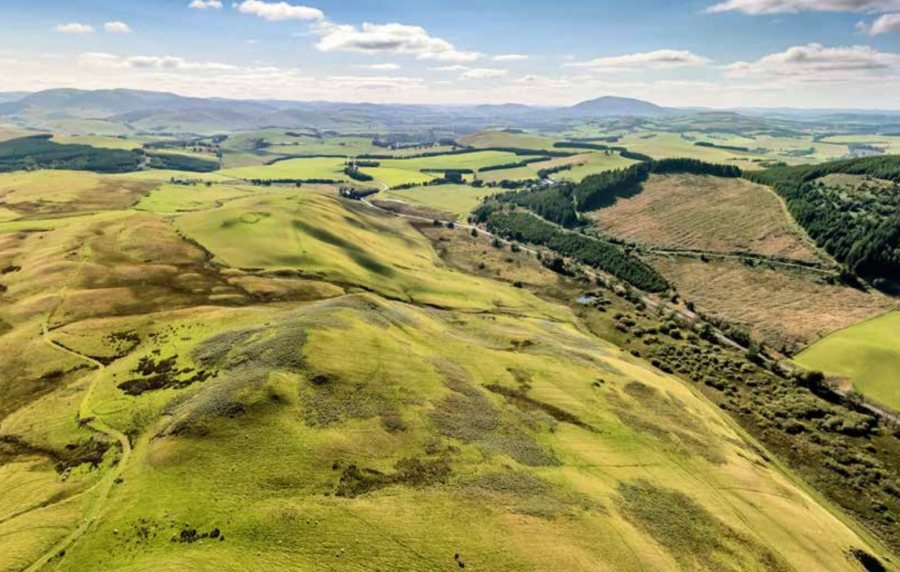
[361,166,435,187]
[375,150,537,173]
[796,311,900,410]
[51,135,143,150]
[381,183,495,218]
[559,152,639,182]
[459,130,557,150]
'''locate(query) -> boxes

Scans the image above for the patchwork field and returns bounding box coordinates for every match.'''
[592,174,822,261]
[615,133,767,169]
[796,311,900,410]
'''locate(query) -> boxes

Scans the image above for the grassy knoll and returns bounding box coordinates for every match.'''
[796,311,900,410]
[175,191,555,313]
[380,184,495,218]
[649,255,898,352]
[221,157,348,181]
[593,173,821,261]
[0,170,155,220]
[133,184,259,214]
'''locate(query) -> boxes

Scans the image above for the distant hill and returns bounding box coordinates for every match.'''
[0,92,29,104]
[566,96,666,117]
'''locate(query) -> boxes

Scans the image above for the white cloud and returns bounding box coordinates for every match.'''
[860,12,900,33]
[233,0,323,21]
[706,0,900,14]
[492,54,529,62]
[566,49,710,71]
[724,43,900,80]
[56,23,95,34]
[430,65,469,72]
[189,0,224,8]
[460,67,507,79]
[104,22,133,34]
[360,63,401,71]
[314,21,482,62]
[79,52,236,71]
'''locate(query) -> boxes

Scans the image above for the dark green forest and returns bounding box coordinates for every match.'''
[747,156,900,287]
[0,135,143,173]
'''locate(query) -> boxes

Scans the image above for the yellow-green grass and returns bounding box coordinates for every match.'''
[175,192,556,314]
[0,182,888,570]
[820,134,900,154]
[380,184,495,218]
[376,150,536,172]
[592,173,821,261]
[221,157,349,181]
[51,134,143,150]
[0,170,155,219]
[558,152,639,182]
[795,311,900,410]
[459,130,557,150]
[362,166,435,187]
[478,153,591,183]
[2,293,881,571]
[133,183,259,214]
[615,133,768,170]
[0,127,35,142]
[112,169,240,183]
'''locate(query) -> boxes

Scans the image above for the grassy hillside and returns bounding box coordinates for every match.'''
[0,167,893,570]
[796,311,900,410]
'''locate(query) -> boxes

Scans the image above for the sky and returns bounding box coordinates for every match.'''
[2,0,900,108]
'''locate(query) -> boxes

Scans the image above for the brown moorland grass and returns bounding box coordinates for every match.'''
[649,255,898,352]
[593,174,821,262]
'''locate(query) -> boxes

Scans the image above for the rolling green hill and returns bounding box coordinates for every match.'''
[0,166,895,571]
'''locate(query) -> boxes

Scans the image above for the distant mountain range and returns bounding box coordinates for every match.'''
[0,88,896,135]
[0,89,676,134]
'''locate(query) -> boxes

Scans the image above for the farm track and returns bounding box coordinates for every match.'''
[23,252,133,572]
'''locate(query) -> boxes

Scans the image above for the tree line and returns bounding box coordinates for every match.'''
[747,156,900,288]
[473,209,669,292]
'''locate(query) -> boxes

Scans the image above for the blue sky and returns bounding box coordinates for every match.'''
[2,0,900,107]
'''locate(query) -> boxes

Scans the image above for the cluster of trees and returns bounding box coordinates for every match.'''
[147,153,219,173]
[576,159,742,211]
[493,185,579,228]
[0,134,143,173]
[694,141,750,152]
[474,209,668,292]
[478,156,547,173]
[748,156,900,286]
[344,164,374,182]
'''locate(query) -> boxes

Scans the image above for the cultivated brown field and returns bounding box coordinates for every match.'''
[649,255,898,352]
[593,174,822,262]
